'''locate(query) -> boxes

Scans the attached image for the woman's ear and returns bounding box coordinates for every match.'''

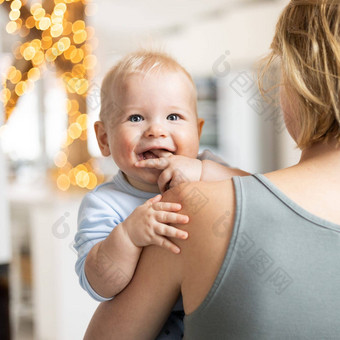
[94,121,111,157]
[197,118,205,138]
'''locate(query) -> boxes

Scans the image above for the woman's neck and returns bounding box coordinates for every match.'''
[298,138,340,173]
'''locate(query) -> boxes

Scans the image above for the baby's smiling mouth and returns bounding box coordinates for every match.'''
[137,149,173,161]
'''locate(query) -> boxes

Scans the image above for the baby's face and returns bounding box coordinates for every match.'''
[103,70,203,192]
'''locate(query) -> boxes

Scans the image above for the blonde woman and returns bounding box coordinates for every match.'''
[85,1,340,338]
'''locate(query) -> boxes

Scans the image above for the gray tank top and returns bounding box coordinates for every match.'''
[183,174,340,339]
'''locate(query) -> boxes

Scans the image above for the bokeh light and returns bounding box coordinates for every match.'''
[39,17,51,30]
[0,89,11,105]
[54,3,67,16]
[73,30,87,44]
[41,36,52,49]
[72,20,85,33]
[6,21,17,34]
[9,10,21,21]
[30,2,42,15]
[11,0,22,11]
[23,45,36,60]
[50,23,63,37]
[14,81,27,96]
[85,3,98,17]
[83,54,97,69]
[68,122,82,139]
[33,7,45,21]
[76,114,87,130]
[54,151,68,168]
[10,70,22,84]
[86,172,97,189]
[32,50,44,65]
[2,0,102,191]
[27,67,40,81]
[57,174,71,191]
[25,16,35,29]
[70,48,84,63]
[76,170,90,188]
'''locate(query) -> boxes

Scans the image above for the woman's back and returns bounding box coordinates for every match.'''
[265,141,340,226]
[184,170,340,339]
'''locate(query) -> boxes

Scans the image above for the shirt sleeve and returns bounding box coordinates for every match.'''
[74,191,123,302]
[198,149,230,167]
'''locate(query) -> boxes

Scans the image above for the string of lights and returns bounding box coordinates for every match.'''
[1,0,103,191]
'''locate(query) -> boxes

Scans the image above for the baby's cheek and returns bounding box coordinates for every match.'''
[183,139,200,157]
[120,137,135,153]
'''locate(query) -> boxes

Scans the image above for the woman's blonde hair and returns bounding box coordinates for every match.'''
[259,0,340,149]
[99,50,196,123]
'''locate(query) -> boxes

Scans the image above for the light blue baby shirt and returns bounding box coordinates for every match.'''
[74,150,228,301]
[74,170,155,300]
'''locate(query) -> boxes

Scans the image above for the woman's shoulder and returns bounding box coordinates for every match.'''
[165,180,236,222]
[163,180,238,313]
[164,179,242,248]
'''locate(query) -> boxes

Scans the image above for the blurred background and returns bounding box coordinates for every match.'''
[0,0,301,339]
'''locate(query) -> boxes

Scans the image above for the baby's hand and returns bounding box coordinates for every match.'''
[122,195,189,254]
[135,155,202,193]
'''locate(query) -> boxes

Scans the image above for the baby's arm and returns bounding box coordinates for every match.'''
[135,154,249,193]
[82,195,189,299]
[84,220,142,299]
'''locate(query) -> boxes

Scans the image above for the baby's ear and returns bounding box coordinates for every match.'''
[197,118,205,139]
[94,121,111,157]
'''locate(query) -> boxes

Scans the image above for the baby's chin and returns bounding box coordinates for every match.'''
[125,170,162,191]
[141,170,162,185]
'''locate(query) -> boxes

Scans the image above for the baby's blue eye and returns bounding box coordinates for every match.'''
[167,113,180,121]
[128,114,143,122]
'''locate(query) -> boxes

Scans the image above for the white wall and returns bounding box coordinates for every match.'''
[0,138,11,265]
[164,1,287,76]
[0,53,11,264]
[30,195,98,340]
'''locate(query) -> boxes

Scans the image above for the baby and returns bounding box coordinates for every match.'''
[74,50,242,339]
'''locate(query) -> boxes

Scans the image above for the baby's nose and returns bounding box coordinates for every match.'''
[144,123,168,138]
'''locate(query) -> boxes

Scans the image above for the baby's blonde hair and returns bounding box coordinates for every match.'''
[259,0,340,149]
[99,50,197,123]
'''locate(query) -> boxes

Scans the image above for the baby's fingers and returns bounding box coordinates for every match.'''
[135,158,169,169]
[152,235,182,254]
[156,211,189,225]
[155,224,189,240]
[158,169,173,193]
[148,194,162,204]
[153,201,182,212]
